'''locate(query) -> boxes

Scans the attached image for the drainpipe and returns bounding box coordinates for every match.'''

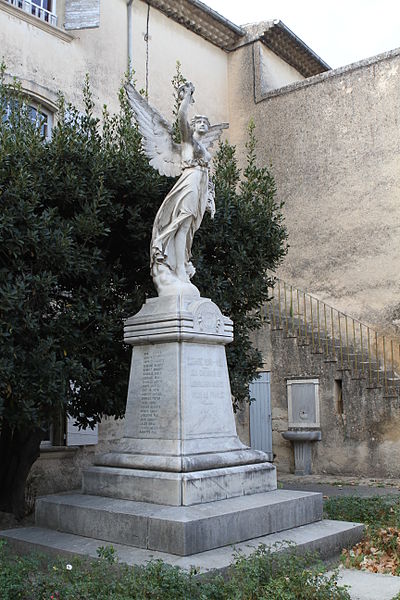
[127,0,134,75]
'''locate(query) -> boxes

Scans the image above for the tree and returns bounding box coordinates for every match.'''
[0,71,171,517]
[0,68,286,518]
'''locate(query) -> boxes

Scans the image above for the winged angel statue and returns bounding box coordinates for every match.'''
[125,82,228,297]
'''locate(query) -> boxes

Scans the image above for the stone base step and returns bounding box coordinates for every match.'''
[82,461,277,506]
[35,489,322,555]
[0,519,364,573]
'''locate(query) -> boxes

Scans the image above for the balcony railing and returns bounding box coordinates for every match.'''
[4,0,57,26]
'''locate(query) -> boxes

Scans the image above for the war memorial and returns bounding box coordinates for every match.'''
[0,81,362,570]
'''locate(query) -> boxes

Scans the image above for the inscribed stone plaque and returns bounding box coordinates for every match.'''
[124,343,179,439]
[182,343,236,439]
[64,0,100,30]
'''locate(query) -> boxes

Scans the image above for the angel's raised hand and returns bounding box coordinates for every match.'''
[178,81,195,103]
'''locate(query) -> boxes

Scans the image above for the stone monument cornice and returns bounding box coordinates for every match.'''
[124,295,233,346]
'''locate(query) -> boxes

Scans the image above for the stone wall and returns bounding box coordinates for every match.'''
[30,417,123,496]
[229,44,400,335]
[253,325,400,478]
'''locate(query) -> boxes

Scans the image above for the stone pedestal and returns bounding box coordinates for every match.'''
[85,295,276,505]
[282,430,322,475]
[1,296,363,563]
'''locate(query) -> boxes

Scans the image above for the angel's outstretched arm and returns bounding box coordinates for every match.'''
[178,83,195,143]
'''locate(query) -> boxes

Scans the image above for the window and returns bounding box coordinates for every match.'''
[41,415,99,449]
[4,0,57,26]
[40,415,65,448]
[335,379,343,416]
[27,104,52,138]
[2,98,53,139]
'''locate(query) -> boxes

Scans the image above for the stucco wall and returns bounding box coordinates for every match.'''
[229,43,400,335]
[0,0,229,121]
[1,0,129,112]
[132,2,229,124]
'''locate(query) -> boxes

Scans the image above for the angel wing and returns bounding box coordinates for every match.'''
[125,83,182,178]
[200,123,229,152]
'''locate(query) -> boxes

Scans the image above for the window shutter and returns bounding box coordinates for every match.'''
[64,0,100,30]
[249,372,273,460]
[66,416,99,446]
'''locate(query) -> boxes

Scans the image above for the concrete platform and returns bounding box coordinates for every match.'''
[35,489,322,555]
[0,519,364,573]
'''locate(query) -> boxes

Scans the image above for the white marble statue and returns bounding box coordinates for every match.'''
[125,82,228,297]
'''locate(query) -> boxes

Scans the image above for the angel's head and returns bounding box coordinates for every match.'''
[191,115,210,136]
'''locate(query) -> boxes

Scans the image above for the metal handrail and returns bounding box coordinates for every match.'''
[264,278,400,392]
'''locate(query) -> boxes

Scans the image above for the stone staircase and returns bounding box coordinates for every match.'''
[261,279,400,397]
[258,279,400,479]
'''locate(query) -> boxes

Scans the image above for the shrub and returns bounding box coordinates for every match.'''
[0,540,350,600]
[325,495,400,575]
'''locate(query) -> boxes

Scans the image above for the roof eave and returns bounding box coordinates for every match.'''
[261,20,330,77]
[145,0,245,50]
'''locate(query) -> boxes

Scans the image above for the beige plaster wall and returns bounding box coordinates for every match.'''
[132,2,229,124]
[0,0,127,112]
[258,43,305,93]
[0,0,229,121]
[229,43,400,334]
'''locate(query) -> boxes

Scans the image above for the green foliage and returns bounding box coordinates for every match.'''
[171,60,187,143]
[324,495,400,528]
[96,544,117,564]
[0,540,350,599]
[223,545,349,599]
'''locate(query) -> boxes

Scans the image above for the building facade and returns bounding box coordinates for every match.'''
[1,0,326,492]
[3,0,399,487]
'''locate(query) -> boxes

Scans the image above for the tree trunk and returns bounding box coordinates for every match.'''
[0,424,44,519]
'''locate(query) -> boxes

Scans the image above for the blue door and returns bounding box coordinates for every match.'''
[249,372,273,461]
